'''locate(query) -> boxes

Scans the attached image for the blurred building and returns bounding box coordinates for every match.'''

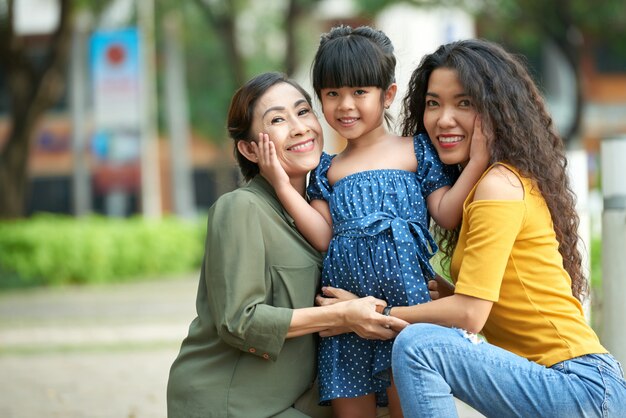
[0,0,238,217]
[1,0,625,217]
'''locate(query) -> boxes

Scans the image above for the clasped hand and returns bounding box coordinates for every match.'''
[315,287,408,339]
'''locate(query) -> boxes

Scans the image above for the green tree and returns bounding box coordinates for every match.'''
[0,0,73,219]
[477,0,626,143]
[187,0,323,141]
[0,0,112,219]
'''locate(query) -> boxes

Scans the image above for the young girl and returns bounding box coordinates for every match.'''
[254,26,486,417]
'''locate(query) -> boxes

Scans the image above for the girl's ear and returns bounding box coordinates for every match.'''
[237,140,258,163]
[384,83,398,109]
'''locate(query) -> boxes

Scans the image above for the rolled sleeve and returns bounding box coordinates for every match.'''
[205,192,292,361]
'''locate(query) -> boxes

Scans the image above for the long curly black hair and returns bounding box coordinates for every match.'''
[400,39,587,302]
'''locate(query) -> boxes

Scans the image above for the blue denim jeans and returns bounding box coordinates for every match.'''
[391,323,626,418]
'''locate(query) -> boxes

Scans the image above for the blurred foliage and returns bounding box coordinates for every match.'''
[159,2,241,143]
[0,214,206,289]
[590,234,601,291]
[154,0,322,143]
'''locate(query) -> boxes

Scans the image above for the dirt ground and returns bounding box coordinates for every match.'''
[0,275,484,418]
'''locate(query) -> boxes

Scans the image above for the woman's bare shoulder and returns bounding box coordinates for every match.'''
[474,164,523,201]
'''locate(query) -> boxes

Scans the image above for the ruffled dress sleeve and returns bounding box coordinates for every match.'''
[414,133,458,197]
[306,152,334,202]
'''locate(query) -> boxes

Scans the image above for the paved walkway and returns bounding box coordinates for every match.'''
[0,275,484,418]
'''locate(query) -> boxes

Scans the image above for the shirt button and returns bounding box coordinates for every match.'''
[262,353,269,360]
[248,347,256,353]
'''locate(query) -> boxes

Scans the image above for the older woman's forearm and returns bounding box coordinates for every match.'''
[287,305,342,338]
[288,297,408,340]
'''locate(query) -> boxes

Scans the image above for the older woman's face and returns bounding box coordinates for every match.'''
[251,82,324,178]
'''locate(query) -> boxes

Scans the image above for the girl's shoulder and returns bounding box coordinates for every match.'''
[316,152,334,174]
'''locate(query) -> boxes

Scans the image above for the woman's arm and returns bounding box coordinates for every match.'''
[390,294,492,334]
[253,134,332,251]
[287,296,408,339]
[427,117,489,229]
[318,286,492,335]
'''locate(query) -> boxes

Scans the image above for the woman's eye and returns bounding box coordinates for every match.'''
[298,108,310,116]
[425,100,438,107]
[270,116,285,124]
[459,99,471,107]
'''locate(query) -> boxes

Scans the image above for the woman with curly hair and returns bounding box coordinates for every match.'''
[319,38,626,417]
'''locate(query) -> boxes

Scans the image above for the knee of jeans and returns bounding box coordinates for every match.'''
[394,324,447,354]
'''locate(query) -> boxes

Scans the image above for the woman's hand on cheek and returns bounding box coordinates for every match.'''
[253,133,290,188]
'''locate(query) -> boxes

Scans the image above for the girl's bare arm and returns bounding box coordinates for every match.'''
[253,134,332,251]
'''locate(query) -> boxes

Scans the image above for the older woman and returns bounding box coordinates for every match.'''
[166,72,406,418]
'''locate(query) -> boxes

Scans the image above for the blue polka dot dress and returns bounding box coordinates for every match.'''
[307,134,455,405]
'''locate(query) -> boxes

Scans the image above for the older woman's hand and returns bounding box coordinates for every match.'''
[319,295,409,340]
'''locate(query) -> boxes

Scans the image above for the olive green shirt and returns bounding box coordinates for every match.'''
[167,176,324,418]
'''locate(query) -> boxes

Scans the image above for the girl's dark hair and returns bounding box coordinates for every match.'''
[311,25,396,126]
[227,72,313,182]
[400,38,587,301]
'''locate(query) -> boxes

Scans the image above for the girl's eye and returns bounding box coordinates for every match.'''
[355,89,366,96]
[326,91,338,97]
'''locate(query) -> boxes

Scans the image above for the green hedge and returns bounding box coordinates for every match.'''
[0,214,206,288]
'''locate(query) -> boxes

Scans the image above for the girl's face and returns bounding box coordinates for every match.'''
[423,68,477,167]
[250,82,324,178]
[319,85,394,141]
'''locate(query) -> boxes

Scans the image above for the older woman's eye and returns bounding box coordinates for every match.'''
[271,116,285,124]
[298,108,311,116]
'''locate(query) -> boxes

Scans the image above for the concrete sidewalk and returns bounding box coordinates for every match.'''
[0,275,484,418]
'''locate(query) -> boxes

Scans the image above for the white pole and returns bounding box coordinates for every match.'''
[163,13,195,220]
[600,135,626,365]
[137,0,162,218]
[70,11,92,217]
[566,149,591,319]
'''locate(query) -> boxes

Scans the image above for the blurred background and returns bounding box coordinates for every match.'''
[0,0,625,417]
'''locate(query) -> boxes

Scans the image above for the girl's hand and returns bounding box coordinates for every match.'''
[469,116,490,170]
[319,286,359,302]
[428,274,456,300]
[252,133,290,188]
[428,279,441,300]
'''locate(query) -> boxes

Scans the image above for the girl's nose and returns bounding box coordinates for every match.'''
[338,95,354,111]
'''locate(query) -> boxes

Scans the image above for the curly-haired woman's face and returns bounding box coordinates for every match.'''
[423,68,476,166]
